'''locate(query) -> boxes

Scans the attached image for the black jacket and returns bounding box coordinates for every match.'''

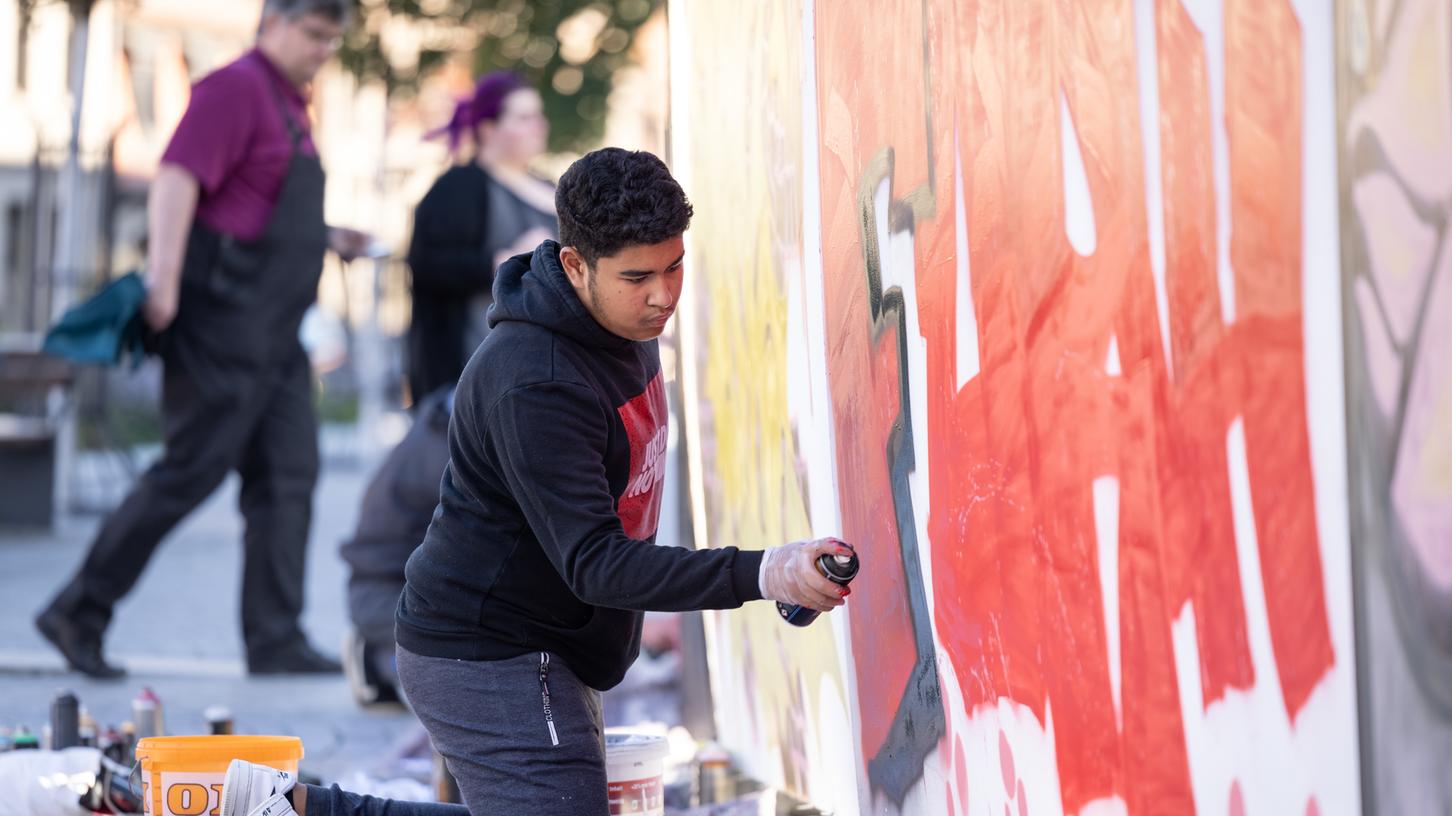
[406,164,494,402]
[406,164,559,403]
[396,241,764,690]
[339,387,453,585]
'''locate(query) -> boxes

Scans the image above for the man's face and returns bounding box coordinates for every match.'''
[260,12,343,85]
[561,236,685,342]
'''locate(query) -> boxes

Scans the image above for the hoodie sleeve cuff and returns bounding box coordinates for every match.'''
[732,548,766,604]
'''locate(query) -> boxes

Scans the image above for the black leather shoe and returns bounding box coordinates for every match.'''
[35,610,126,679]
[249,640,343,675]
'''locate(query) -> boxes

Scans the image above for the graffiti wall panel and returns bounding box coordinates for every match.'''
[670,1,860,811]
[680,0,1364,813]
[1222,1,1339,720]
[1152,0,1258,712]
[1339,0,1452,810]
[824,0,1353,807]
[814,3,945,803]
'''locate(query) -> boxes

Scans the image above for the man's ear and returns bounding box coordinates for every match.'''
[559,245,590,289]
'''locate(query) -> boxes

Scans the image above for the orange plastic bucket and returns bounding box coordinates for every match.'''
[135,735,303,816]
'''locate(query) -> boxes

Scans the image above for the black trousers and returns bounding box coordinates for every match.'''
[48,340,319,660]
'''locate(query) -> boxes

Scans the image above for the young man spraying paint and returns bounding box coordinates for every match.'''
[221,149,853,816]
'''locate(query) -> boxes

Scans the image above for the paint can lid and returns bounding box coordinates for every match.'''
[605,730,669,765]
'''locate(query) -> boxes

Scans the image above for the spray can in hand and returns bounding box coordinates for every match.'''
[777,544,859,627]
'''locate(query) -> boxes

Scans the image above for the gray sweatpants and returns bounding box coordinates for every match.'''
[401,645,608,814]
[303,647,607,815]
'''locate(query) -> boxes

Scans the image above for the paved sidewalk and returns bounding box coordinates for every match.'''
[0,442,420,783]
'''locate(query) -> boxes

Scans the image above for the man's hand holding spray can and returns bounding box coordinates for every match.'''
[759,538,860,626]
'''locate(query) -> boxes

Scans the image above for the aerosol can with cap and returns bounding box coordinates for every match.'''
[777,543,859,627]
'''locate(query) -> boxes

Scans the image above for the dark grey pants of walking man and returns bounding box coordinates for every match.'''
[295,648,607,815]
[41,94,329,671]
[46,341,320,655]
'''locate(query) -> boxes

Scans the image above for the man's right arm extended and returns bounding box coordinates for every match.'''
[142,163,200,331]
[483,380,847,614]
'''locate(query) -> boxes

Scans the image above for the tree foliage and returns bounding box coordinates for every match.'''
[337,0,659,154]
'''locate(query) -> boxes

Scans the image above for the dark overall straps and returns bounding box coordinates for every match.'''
[170,70,328,368]
[251,72,330,358]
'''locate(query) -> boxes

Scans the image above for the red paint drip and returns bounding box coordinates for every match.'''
[1229,780,1245,816]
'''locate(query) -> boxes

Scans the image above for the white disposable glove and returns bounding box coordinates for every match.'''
[758,538,855,612]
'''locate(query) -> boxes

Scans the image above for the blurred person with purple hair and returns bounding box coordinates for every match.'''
[406,71,558,404]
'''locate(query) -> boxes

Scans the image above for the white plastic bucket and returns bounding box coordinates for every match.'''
[604,731,668,815]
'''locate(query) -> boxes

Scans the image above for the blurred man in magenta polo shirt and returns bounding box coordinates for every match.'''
[38,0,370,678]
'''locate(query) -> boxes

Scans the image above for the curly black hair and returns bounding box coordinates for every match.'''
[555,148,693,266]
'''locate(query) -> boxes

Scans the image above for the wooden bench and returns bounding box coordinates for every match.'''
[0,348,74,527]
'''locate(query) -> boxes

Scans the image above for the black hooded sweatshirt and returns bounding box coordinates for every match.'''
[396,240,765,690]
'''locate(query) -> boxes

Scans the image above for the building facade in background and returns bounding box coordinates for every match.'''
[0,1,297,334]
[0,0,667,362]
[0,0,482,347]
[0,0,668,516]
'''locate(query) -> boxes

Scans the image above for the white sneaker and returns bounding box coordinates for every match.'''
[221,758,297,816]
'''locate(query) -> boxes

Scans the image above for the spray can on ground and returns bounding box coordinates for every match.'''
[695,742,732,804]
[777,545,859,627]
[132,687,164,738]
[205,706,233,735]
[100,725,124,764]
[118,722,137,767]
[50,689,79,749]
[12,726,39,750]
[78,708,97,747]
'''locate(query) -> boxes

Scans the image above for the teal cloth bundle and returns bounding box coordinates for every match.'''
[42,272,149,368]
